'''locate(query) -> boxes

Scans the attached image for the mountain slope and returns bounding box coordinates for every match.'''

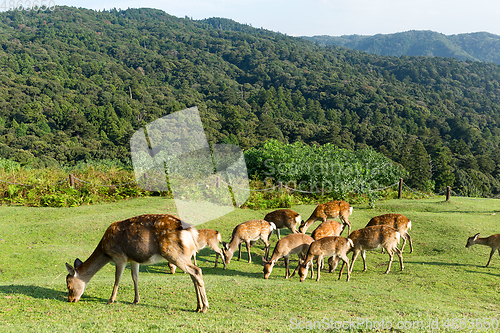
[2,8,500,196]
[303,30,500,64]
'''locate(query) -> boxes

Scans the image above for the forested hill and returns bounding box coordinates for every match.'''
[303,30,500,65]
[2,7,500,197]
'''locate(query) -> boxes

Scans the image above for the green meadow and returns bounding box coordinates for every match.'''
[1,196,500,332]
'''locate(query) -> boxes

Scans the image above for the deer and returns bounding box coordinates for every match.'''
[298,201,353,235]
[294,236,353,282]
[365,213,413,253]
[65,214,209,313]
[262,233,314,279]
[465,233,500,267]
[311,220,344,241]
[222,219,276,266]
[309,219,344,271]
[170,228,226,274]
[193,229,226,269]
[339,225,403,276]
[264,209,301,240]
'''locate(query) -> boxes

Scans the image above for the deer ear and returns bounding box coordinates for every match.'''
[65,263,76,276]
[222,242,228,250]
[474,233,480,240]
[74,258,83,268]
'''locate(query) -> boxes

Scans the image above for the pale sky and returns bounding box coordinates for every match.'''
[60,0,500,37]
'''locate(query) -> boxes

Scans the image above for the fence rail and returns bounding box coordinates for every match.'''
[1,174,498,201]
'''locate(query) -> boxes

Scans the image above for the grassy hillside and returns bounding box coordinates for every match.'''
[1,197,500,331]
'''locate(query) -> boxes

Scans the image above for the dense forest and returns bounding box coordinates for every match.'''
[304,30,500,65]
[2,7,500,197]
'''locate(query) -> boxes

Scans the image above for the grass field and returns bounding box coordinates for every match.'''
[1,196,500,332]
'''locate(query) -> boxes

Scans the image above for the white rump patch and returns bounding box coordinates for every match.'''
[269,222,277,231]
[180,227,198,253]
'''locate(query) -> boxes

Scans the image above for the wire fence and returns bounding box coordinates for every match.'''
[1,173,499,200]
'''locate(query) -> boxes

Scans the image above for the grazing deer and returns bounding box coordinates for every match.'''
[465,233,500,267]
[262,233,314,279]
[264,209,301,240]
[170,228,226,274]
[340,225,403,276]
[194,229,225,269]
[365,213,413,253]
[311,220,344,241]
[298,201,353,235]
[222,219,276,266]
[295,236,353,282]
[65,214,209,313]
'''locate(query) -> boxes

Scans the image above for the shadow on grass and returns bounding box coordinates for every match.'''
[408,260,492,269]
[0,284,68,301]
[463,269,500,277]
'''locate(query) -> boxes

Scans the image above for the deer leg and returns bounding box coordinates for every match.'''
[284,255,290,279]
[276,228,281,240]
[213,253,219,268]
[246,241,252,263]
[109,260,127,304]
[340,216,351,236]
[361,250,368,272]
[130,262,140,304]
[339,254,350,282]
[396,247,404,271]
[385,248,394,274]
[406,233,413,254]
[316,255,323,282]
[192,252,197,266]
[290,259,300,278]
[339,261,347,277]
[349,249,361,274]
[176,260,209,313]
[238,243,242,261]
[486,248,496,267]
[263,239,271,261]
[219,250,227,269]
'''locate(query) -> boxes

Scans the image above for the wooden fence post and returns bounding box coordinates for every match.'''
[279,181,283,191]
[446,186,451,201]
[69,174,75,188]
[216,176,221,188]
[398,178,403,199]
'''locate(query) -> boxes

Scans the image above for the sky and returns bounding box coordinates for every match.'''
[59,0,500,37]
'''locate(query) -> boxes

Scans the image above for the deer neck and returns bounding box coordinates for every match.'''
[77,242,112,282]
[227,238,242,254]
[474,237,490,246]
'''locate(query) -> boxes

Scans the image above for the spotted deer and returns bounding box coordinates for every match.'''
[298,201,353,235]
[264,209,301,240]
[465,233,500,267]
[222,219,276,266]
[262,233,314,279]
[65,214,209,313]
[311,220,344,240]
[170,228,226,274]
[194,229,226,269]
[340,225,403,276]
[295,236,353,282]
[365,213,413,253]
